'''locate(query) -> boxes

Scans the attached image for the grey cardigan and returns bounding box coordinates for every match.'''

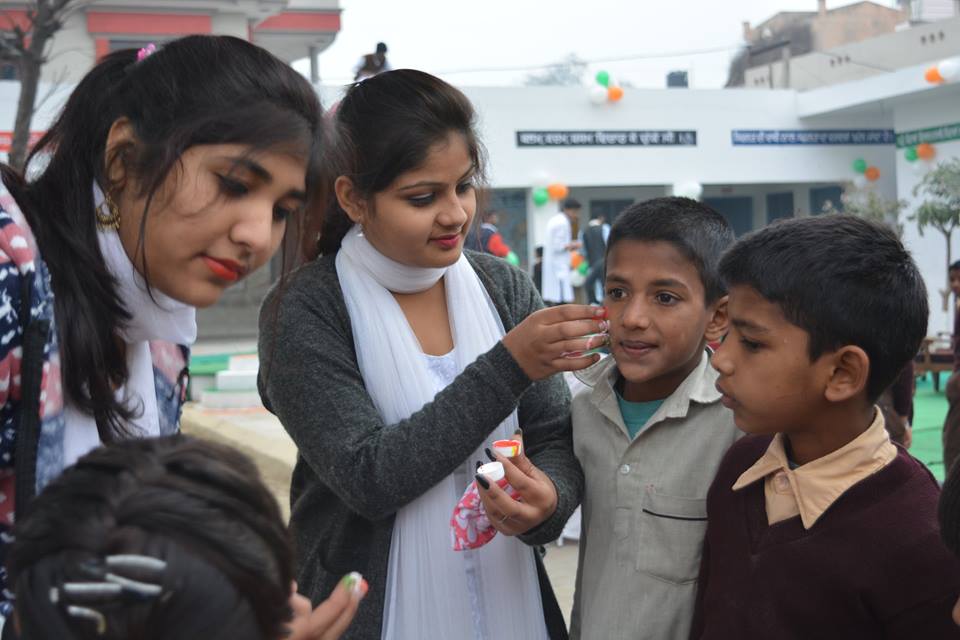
[258,250,581,640]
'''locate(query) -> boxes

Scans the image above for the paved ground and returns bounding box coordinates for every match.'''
[181,404,580,625]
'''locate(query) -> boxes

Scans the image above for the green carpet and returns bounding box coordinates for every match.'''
[912,373,948,482]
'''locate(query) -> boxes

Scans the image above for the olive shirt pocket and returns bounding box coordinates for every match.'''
[637,489,708,583]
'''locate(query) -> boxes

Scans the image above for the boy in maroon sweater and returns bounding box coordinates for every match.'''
[691,215,960,639]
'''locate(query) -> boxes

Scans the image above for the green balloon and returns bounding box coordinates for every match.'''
[578,261,589,275]
[905,147,918,162]
[596,70,610,87]
[533,187,549,206]
[852,158,867,174]
[505,251,520,266]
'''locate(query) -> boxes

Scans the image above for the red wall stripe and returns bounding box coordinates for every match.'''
[255,12,341,32]
[87,12,212,35]
[0,10,31,31]
[94,38,110,61]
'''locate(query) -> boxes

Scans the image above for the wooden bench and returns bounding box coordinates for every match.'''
[915,335,955,392]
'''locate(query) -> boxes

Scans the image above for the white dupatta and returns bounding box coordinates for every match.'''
[335,226,547,640]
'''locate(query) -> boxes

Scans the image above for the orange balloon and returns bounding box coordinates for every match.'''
[917,143,936,160]
[571,252,584,268]
[608,86,624,102]
[547,183,569,200]
[864,166,880,182]
[925,66,945,84]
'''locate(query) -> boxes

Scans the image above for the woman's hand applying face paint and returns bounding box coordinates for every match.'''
[501,304,608,381]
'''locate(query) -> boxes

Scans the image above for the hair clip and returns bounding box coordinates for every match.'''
[136,43,157,62]
[66,605,107,635]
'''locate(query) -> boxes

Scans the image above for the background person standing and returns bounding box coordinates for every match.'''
[581,212,609,304]
[353,42,391,81]
[542,198,581,305]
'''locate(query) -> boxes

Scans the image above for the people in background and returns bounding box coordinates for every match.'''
[542,198,582,305]
[467,209,514,259]
[353,42,391,81]
[580,212,609,305]
[944,261,960,471]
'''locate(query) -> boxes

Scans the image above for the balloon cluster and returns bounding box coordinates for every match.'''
[570,252,589,275]
[851,158,880,188]
[904,143,936,163]
[903,142,937,176]
[925,57,960,84]
[589,70,624,105]
[532,182,569,207]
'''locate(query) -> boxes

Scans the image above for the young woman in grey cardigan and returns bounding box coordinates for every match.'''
[258,70,603,640]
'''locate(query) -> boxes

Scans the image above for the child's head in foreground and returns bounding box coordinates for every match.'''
[712,214,928,435]
[8,436,293,640]
[603,197,735,401]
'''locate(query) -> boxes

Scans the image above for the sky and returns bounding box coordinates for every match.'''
[294,0,901,89]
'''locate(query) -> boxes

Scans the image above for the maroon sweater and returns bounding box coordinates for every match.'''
[691,435,960,639]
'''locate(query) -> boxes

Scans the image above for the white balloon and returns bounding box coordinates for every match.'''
[570,269,587,287]
[672,181,704,200]
[938,57,960,81]
[589,85,608,105]
[852,175,868,189]
[913,160,932,176]
[530,170,552,189]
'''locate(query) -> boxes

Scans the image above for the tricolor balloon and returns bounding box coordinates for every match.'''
[588,69,624,104]
[925,57,960,84]
[530,172,570,207]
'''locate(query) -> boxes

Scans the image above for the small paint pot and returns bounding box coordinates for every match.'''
[492,439,522,458]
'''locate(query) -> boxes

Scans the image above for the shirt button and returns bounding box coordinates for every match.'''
[619,464,631,475]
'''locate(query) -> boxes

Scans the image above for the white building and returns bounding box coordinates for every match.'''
[441,63,957,332]
[0,0,340,84]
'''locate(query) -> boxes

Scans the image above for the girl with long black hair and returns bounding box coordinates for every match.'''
[0,35,359,639]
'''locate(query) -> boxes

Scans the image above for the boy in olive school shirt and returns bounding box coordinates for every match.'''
[570,198,740,640]
[692,215,960,639]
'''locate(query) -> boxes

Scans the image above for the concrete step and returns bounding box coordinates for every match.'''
[215,369,258,391]
[229,354,260,372]
[200,388,263,409]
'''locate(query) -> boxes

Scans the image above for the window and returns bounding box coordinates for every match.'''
[765,192,794,224]
[703,196,754,236]
[810,186,843,215]
[589,199,634,223]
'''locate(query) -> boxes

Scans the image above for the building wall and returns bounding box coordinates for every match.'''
[809,2,907,50]
[746,15,960,89]
[449,85,897,265]
[894,93,960,333]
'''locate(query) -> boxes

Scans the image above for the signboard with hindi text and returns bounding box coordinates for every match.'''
[896,122,960,148]
[516,130,697,147]
[731,129,895,145]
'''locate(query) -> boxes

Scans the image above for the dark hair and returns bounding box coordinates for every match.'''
[950,260,960,272]
[8,435,293,640]
[606,196,735,303]
[561,198,581,210]
[535,245,544,258]
[311,69,485,257]
[719,215,928,401]
[0,36,322,442]
[376,42,388,54]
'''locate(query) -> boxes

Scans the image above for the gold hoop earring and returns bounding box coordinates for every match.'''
[96,190,121,231]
